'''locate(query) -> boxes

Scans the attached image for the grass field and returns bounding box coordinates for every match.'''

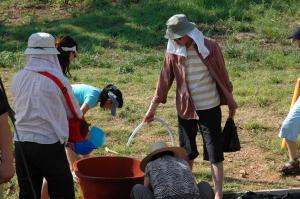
[1,0,300,198]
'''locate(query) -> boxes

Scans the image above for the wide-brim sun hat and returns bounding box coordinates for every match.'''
[140,141,187,172]
[164,14,196,40]
[25,32,60,55]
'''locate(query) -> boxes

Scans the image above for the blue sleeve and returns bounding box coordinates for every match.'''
[84,95,98,108]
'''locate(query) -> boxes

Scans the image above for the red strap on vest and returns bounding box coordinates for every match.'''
[37,71,79,119]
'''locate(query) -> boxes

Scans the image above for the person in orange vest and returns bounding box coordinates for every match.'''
[279,27,300,175]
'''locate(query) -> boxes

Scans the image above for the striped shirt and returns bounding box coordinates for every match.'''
[185,44,220,110]
[145,155,199,199]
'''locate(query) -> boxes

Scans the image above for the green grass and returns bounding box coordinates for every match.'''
[2,0,300,198]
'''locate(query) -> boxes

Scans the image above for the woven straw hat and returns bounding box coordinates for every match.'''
[140,141,187,172]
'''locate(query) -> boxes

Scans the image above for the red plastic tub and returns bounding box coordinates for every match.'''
[74,156,144,199]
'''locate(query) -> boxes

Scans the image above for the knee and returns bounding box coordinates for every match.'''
[131,184,146,199]
[198,181,214,199]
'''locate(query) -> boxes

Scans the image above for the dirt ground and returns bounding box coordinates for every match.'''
[1,4,300,194]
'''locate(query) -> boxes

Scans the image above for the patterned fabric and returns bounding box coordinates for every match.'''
[145,155,199,199]
[185,44,220,110]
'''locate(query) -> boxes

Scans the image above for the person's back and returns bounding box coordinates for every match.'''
[12,69,72,143]
[131,141,214,199]
[12,32,82,199]
[72,84,101,108]
[146,155,199,198]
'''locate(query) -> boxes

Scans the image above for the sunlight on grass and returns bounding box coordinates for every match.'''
[2,0,300,198]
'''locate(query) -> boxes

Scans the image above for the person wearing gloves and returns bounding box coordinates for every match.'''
[11,32,82,199]
[143,14,237,199]
[131,141,214,199]
[279,27,300,176]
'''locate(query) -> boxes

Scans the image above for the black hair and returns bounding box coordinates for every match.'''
[99,84,123,108]
[150,151,174,162]
[55,35,78,77]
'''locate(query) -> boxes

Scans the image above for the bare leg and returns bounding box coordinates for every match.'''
[286,139,298,161]
[211,162,223,199]
[40,178,49,199]
[66,147,77,171]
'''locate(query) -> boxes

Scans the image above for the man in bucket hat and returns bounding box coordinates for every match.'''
[143,14,237,199]
[278,27,300,176]
[11,32,82,199]
[131,141,214,199]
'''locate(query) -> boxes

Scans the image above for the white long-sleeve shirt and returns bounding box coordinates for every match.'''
[11,62,82,144]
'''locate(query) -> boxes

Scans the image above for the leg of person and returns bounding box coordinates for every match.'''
[15,141,44,199]
[66,147,79,182]
[286,140,298,161]
[130,184,154,199]
[40,179,49,199]
[278,98,300,174]
[66,147,78,171]
[197,181,215,199]
[178,115,199,169]
[43,142,75,199]
[210,162,223,199]
[197,106,223,199]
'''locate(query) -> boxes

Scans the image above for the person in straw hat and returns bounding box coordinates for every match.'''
[131,141,214,199]
[11,32,82,199]
[143,14,237,199]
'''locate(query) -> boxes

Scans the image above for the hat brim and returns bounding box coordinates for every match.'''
[140,146,187,172]
[25,48,60,55]
[164,22,196,39]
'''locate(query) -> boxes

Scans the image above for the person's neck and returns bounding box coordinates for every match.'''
[185,39,193,48]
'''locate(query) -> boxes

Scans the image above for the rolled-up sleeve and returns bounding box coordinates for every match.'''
[152,54,175,104]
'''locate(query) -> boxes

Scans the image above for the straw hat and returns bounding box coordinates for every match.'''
[25,32,60,55]
[165,14,195,39]
[140,141,187,172]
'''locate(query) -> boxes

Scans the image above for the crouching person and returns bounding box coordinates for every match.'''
[131,141,214,199]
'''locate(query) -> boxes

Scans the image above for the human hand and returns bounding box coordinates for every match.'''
[0,160,14,184]
[143,110,155,124]
[229,108,236,119]
[142,102,158,124]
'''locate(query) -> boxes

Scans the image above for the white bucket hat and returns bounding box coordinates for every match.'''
[25,32,60,55]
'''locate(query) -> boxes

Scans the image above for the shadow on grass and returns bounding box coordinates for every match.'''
[0,0,277,52]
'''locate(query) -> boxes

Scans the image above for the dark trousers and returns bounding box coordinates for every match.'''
[15,141,75,199]
[178,106,224,162]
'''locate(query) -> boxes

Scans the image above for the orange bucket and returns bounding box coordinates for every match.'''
[74,156,144,199]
